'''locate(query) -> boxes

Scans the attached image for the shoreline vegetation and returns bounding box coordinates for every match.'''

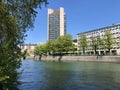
[25,55,120,63]
[0,1,48,89]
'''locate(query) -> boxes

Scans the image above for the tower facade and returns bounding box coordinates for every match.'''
[48,7,66,41]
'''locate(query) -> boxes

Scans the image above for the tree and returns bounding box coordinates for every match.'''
[104,30,114,55]
[0,0,48,89]
[90,36,98,55]
[45,34,74,55]
[0,4,22,89]
[6,0,48,31]
[56,34,74,54]
[78,34,87,55]
[116,34,120,49]
[118,36,120,47]
[22,49,30,59]
[90,34,105,55]
[34,44,47,60]
[98,36,105,50]
[46,40,57,55]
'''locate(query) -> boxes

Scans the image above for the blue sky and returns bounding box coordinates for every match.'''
[25,0,120,44]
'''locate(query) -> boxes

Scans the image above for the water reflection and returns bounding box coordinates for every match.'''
[17,60,120,90]
[42,62,74,90]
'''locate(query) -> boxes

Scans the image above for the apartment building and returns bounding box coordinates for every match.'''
[77,24,120,55]
[21,42,46,55]
[21,44,37,55]
[48,7,66,40]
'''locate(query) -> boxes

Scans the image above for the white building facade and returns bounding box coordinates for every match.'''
[48,7,66,40]
[21,44,37,55]
[77,24,120,55]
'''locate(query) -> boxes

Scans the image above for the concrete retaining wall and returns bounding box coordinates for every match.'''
[27,55,120,62]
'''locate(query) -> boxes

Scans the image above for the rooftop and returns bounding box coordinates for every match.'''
[77,23,120,35]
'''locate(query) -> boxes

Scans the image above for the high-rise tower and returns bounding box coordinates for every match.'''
[48,7,66,41]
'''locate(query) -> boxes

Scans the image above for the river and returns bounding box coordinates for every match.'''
[17,60,120,90]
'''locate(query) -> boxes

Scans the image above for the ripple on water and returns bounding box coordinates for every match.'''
[17,60,120,90]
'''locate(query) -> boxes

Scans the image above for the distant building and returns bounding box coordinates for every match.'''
[21,44,37,55]
[77,24,120,55]
[37,42,45,46]
[48,7,66,40]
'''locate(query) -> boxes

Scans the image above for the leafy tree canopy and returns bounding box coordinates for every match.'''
[34,44,47,56]
[78,34,87,54]
[34,34,75,56]
[104,30,114,53]
[0,0,48,89]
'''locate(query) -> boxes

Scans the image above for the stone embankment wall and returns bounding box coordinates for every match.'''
[26,55,120,62]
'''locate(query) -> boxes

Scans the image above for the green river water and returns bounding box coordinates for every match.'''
[17,60,120,90]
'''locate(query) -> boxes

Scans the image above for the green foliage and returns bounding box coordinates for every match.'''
[34,34,75,55]
[22,49,30,57]
[53,34,74,54]
[78,30,118,55]
[78,34,87,54]
[0,3,22,89]
[7,0,48,31]
[0,0,48,89]
[34,44,47,56]
[118,36,120,47]
[115,34,120,48]
[46,40,56,54]
[97,36,105,50]
[90,35,105,54]
[104,30,114,54]
[90,36,98,54]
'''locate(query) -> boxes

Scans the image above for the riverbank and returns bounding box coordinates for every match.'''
[26,55,120,62]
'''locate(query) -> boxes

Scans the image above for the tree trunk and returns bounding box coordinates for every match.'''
[108,48,111,55]
[83,48,85,55]
[39,55,42,60]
